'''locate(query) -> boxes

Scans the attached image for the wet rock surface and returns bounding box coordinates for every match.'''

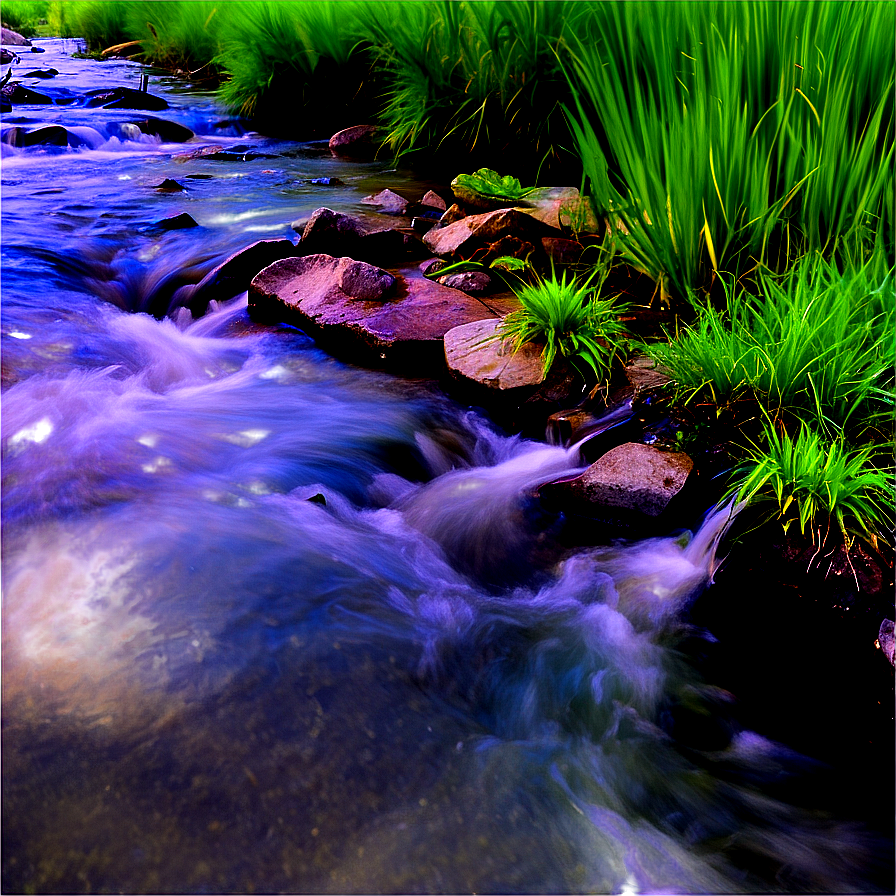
[444,318,545,392]
[250,255,498,372]
[423,207,554,258]
[541,442,694,518]
[328,124,378,159]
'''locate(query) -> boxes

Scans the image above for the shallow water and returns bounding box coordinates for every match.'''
[1,40,891,894]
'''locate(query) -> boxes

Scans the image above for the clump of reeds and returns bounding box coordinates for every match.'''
[563,1,895,301]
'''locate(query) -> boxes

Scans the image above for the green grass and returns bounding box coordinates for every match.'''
[646,255,894,437]
[730,419,893,551]
[214,1,373,134]
[563,2,895,303]
[1,0,50,37]
[498,268,628,382]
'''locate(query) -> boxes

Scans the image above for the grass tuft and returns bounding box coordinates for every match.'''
[499,269,628,382]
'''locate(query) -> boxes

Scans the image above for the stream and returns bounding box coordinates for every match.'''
[1,41,891,894]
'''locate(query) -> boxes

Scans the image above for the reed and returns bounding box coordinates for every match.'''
[563,2,895,302]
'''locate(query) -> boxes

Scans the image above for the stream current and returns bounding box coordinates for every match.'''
[1,42,890,894]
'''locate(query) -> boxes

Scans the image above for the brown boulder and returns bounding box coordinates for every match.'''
[423,207,551,258]
[440,203,466,225]
[249,255,497,372]
[299,207,425,263]
[544,442,693,518]
[328,124,379,159]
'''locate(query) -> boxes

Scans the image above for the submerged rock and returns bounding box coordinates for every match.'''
[85,86,169,111]
[23,68,57,78]
[249,254,497,372]
[2,124,67,147]
[1,83,53,104]
[154,178,187,192]
[128,116,194,143]
[438,271,493,294]
[0,48,19,63]
[444,318,545,392]
[155,212,199,230]
[172,238,300,316]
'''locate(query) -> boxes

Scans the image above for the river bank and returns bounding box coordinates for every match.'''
[2,33,893,896]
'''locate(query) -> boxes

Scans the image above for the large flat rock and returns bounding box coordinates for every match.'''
[249,254,498,372]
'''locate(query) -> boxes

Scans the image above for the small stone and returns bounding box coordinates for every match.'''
[156,212,198,230]
[544,442,693,517]
[360,188,408,215]
[22,68,57,78]
[439,203,466,226]
[85,86,168,111]
[422,190,447,211]
[154,178,187,192]
[439,271,492,294]
[624,355,672,394]
[877,619,895,667]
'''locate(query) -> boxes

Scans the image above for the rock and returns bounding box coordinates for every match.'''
[154,178,187,192]
[23,68,57,78]
[440,203,466,225]
[361,188,408,215]
[173,145,229,162]
[30,45,45,53]
[877,620,895,667]
[481,234,536,265]
[444,318,545,391]
[84,86,168,111]
[542,237,584,266]
[129,116,194,143]
[1,48,20,63]
[411,216,438,235]
[439,271,493,294]
[249,255,498,372]
[1,27,31,46]
[0,83,52,104]
[299,207,425,263]
[544,442,694,518]
[156,213,198,230]
[423,207,552,258]
[624,355,672,395]
[328,124,378,159]
[2,124,68,148]
[174,238,301,315]
[420,259,448,277]
[422,190,447,211]
[518,186,601,233]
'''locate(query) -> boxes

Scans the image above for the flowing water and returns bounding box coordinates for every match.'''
[1,42,890,894]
